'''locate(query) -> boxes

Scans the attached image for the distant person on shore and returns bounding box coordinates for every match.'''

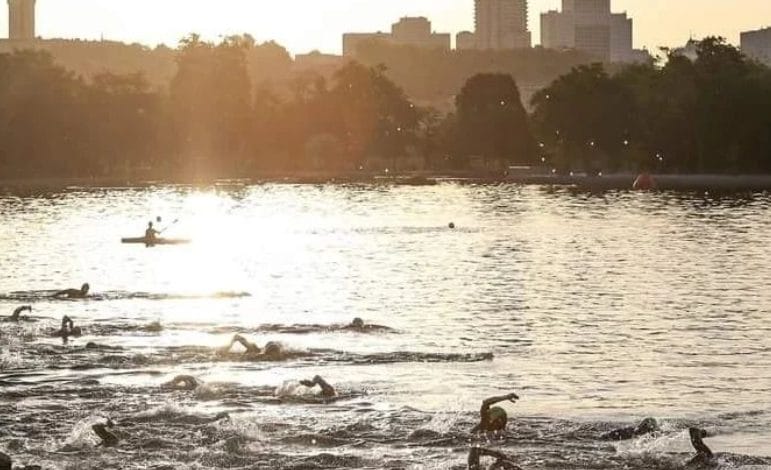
[600,417,660,441]
[633,171,656,191]
[219,334,286,359]
[7,305,31,322]
[468,447,523,470]
[52,283,90,299]
[145,221,159,241]
[472,392,520,433]
[162,375,200,391]
[299,375,337,398]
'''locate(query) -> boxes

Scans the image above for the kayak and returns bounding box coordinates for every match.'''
[121,237,190,246]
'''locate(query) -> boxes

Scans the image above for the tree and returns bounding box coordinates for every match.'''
[456,73,535,169]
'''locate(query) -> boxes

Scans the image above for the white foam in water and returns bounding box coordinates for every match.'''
[617,429,694,456]
[275,380,315,398]
[62,415,109,448]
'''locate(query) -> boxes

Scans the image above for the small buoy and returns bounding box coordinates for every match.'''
[449,222,455,229]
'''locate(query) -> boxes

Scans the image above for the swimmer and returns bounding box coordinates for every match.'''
[299,375,337,398]
[8,305,31,322]
[220,334,285,359]
[58,315,83,338]
[472,392,520,433]
[468,447,523,470]
[92,419,119,447]
[600,417,660,441]
[343,317,392,332]
[52,283,90,299]
[686,428,714,468]
[162,375,200,391]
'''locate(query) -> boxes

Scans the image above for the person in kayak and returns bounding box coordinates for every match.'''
[600,417,660,441]
[299,375,337,398]
[468,447,523,470]
[7,305,31,322]
[52,283,90,299]
[472,392,520,433]
[220,334,285,359]
[145,221,159,241]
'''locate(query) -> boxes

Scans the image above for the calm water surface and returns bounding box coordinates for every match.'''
[0,184,769,469]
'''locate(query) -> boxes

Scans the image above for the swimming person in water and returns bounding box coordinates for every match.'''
[8,305,31,322]
[57,315,83,341]
[471,392,520,433]
[299,375,337,397]
[342,317,392,332]
[220,334,285,359]
[162,375,200,391]
[467,447,523,470]
[600,417,660,441]
[686,428,714,468]
[52,283,90,299]
[92,419,119,447]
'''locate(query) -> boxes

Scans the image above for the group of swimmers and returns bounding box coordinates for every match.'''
[3,289,721,469]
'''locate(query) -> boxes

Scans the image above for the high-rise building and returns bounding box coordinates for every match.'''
[741,27,771,66]
[541,0,638,62]
[342,17,450,57]
[7,0,36,41]
[475,0,531,50]
[391,17,451,50]
[456,31,477,50]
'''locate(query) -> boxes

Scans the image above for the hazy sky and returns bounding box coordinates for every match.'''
[1,0,769,55]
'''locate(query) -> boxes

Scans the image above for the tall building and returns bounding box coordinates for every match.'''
[7,0,36,41]
[456,31,477,50]
[343,17,450,57]
[741,27,771,66]
[541,0,638,62]
[475,0,531,50]
[391,17,451,50]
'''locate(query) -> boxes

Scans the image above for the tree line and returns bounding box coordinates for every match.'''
[0,36,769,179]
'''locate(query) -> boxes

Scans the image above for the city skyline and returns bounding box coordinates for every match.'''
[1,0,770,54]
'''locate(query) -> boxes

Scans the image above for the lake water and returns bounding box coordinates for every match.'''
[0,183,769,469]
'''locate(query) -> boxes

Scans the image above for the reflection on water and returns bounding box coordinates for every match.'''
[1,184,770,468]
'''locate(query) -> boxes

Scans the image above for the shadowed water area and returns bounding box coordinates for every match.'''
[0,184,770,469]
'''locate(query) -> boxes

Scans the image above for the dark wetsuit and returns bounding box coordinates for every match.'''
[300,375,336,398]
[472,393,519,433]
[686,428,714,467]
[600,417,660,441]
[8,306,31,322]
[93,421,119,447]
[468,447,523,470]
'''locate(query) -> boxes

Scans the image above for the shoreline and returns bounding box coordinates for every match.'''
[2,173,771,192]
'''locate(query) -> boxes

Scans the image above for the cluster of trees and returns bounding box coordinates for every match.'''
[0,36,769,179]
[531,37,771,173]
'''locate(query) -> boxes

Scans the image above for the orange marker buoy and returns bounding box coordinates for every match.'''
[633,172,656,191]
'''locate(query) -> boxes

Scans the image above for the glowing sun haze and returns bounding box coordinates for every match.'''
[0,0,769,53]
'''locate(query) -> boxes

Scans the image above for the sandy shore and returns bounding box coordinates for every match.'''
[1,173,771,191]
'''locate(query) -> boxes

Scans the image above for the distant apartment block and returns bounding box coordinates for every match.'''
[7,0,36,40]
[456,31,477,51]
[741,27,771,65]
[473,0,531,50]
[541,0,645,62]
[343,17,451,57]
